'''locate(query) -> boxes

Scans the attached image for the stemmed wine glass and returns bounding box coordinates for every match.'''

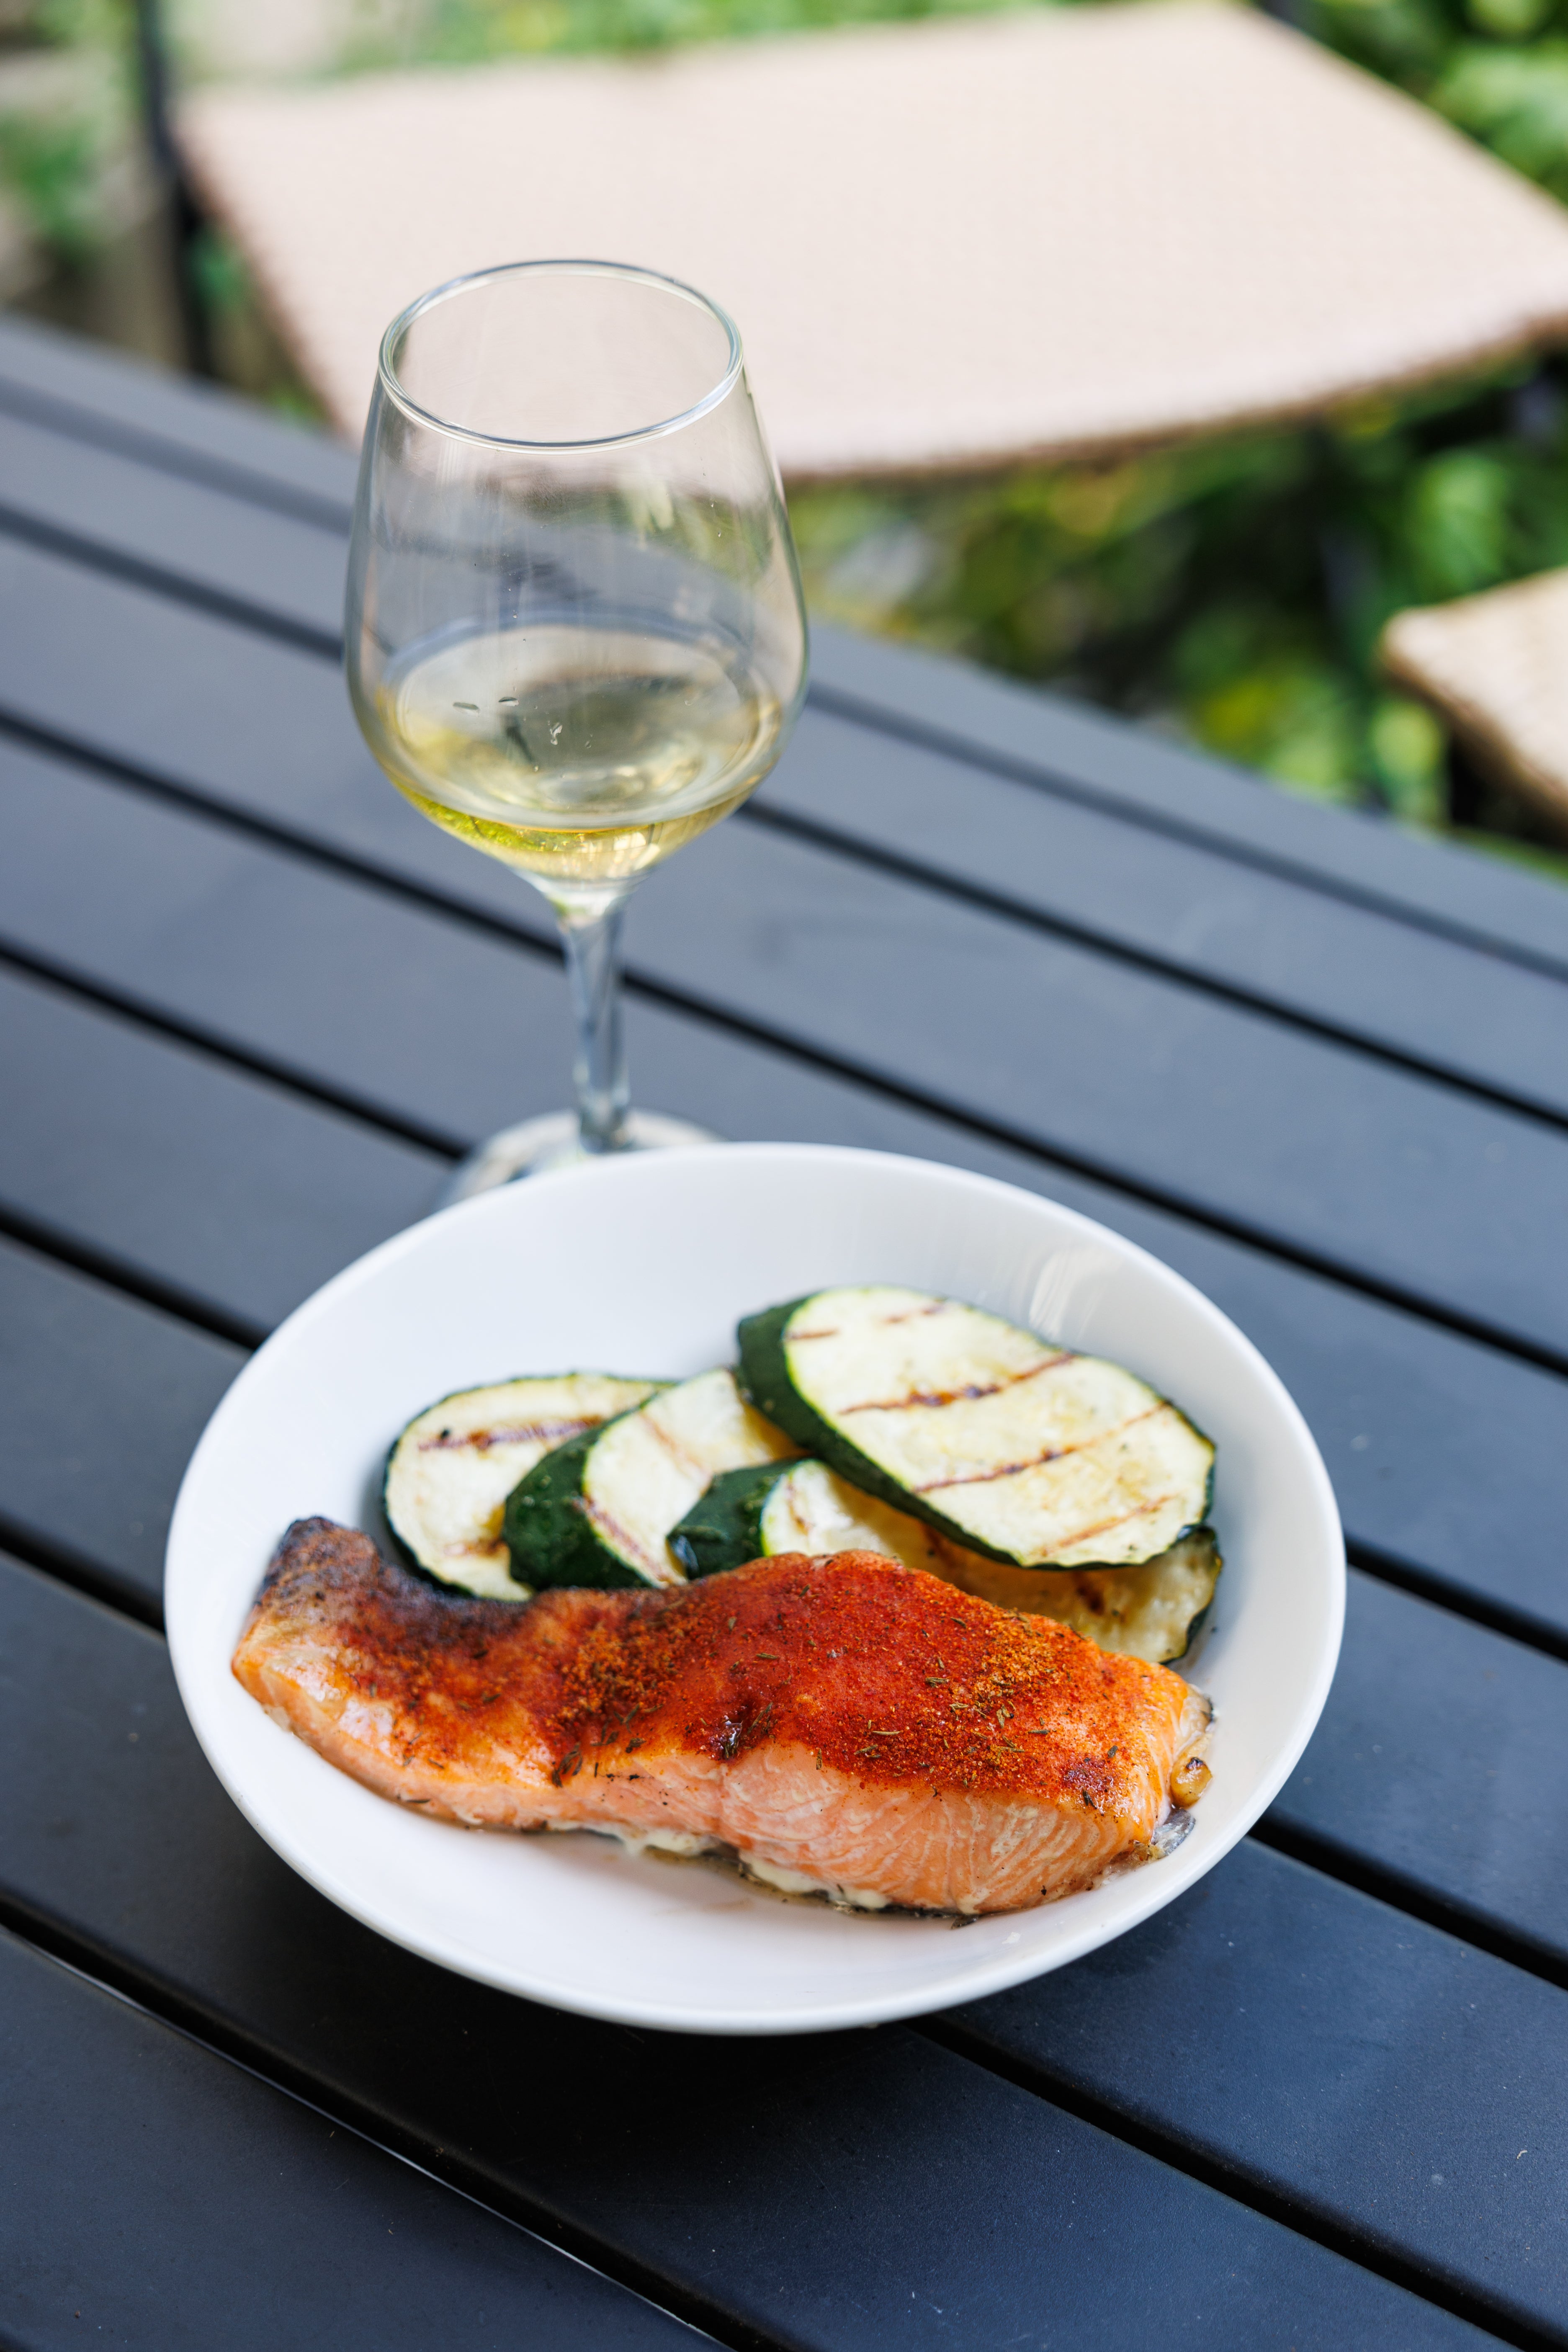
[345,259,809,1201]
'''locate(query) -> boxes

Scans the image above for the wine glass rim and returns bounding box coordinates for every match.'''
[377,258,745,451]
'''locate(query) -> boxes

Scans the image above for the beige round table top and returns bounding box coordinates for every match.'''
[180,1,1568,475]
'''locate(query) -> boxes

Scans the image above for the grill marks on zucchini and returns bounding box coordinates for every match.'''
[738,1286,1214,1570]
[386,1288,1219,1652]
[505,1367,797,1591]
[669,1455,1220,1662]
[383,1374,664,1598]
[837,1348,1076,1424]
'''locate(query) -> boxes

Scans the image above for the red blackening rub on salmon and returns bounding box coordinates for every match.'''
[233,1519,1213,1914]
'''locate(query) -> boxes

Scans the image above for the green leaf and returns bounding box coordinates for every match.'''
[1369,695,1448,822]
[0,111,102,262]
[1434,40,1568,190]
[1466,0,1553,41]
[1403,449,1514,598]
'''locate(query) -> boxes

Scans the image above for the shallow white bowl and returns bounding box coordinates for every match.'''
[166,1143,1343,2035]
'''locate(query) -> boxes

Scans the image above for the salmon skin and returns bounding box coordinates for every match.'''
[233,1518,1213,1915]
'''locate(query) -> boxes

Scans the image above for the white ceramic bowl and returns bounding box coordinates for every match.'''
[166,1144,1343,2035]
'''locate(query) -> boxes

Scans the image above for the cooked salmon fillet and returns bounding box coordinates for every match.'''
[233,1518,1213,1914]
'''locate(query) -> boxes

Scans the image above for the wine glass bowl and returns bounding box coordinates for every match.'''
[345,260,809,1192]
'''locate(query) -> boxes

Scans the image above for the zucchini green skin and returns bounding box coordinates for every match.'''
[737,1298,850,1446]
[669,1462,793,1578]
[737,1293,1214,1572]
[502,1412,649,1591]
[383,1371,664,1598]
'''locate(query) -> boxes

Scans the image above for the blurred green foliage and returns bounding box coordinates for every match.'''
[0,0,133,264]
[0,108,100,256]
[349,0,1022,64]
[791,360,1568,844]
[1308,0,1568,202]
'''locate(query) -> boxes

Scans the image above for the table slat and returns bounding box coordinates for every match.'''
[0,402,344,647]
[809,627,1568,976]
[0,313,357,515]
[945,1843,1568,2344]
[0,1236,241,1610]
[0,1929,698,2352]
[0,1555,1498,2352]
[765,705,1568,1120]
[0,960,443,1334]
[1269,1574,1568,1973]
[636,819,1568,1358]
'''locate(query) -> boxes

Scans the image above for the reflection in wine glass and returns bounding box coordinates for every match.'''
[346,259,809,1200]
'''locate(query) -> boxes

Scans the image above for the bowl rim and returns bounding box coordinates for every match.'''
[165,1141,1346,2034]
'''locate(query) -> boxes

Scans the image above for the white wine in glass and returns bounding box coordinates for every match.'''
[345,260,809,1200]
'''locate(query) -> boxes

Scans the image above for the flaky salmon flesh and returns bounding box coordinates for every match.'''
[233,1520,1213,1914]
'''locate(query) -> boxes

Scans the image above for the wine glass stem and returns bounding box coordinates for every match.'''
[559,896,631,1154]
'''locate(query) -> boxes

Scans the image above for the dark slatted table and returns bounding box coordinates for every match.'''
[0,311,1564,2352]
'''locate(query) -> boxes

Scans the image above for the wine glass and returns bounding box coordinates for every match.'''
[345,259,809,1201]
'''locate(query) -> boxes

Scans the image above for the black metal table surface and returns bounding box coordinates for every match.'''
[0,310,1564,2352]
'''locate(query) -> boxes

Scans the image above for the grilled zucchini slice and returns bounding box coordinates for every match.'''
[504,1366,797,1591]
[932,1524,1221,1663]
[384,1373,664,1598]
[738,1285,1213,1571]
[670,1454,1219,1662]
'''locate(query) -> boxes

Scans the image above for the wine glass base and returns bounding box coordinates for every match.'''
[435,1109,720,1209]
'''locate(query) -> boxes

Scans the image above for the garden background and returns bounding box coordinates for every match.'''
[5,0,1568,875]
